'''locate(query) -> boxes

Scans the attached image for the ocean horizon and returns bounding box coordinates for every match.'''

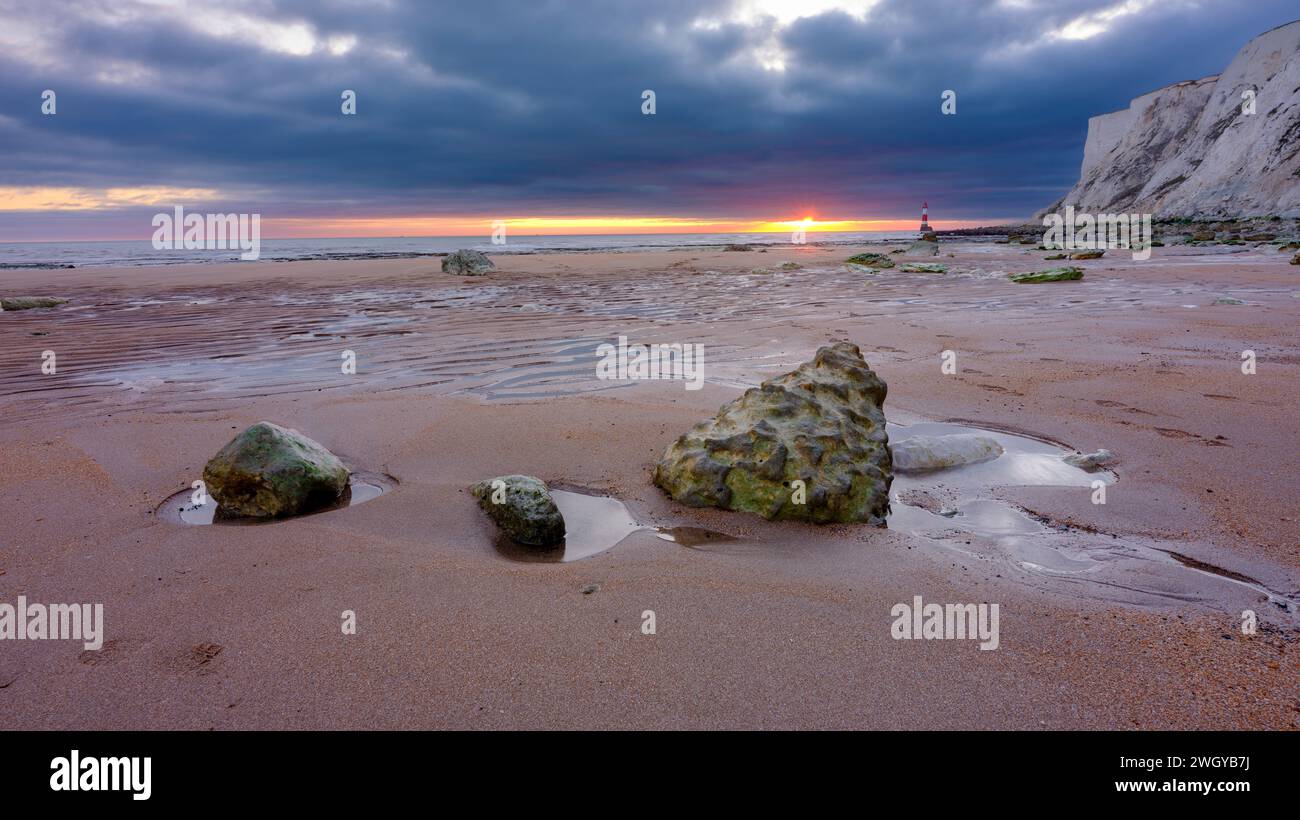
[0,230,929,268]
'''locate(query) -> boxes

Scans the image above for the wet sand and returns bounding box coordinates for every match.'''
[0,240,1297,729]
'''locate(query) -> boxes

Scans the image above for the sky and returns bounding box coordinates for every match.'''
[0,0,1296,241]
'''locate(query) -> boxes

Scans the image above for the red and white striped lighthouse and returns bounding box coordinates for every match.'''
[919,202,931,233]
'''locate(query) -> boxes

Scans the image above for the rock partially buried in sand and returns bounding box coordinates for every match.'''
[202,422,351,518]
[890,434,1004,474]
[900,262,947,273]
[441,249,495,276]
[904,240,940,257]
[1063,449,1115,472]
[470,475,566,546]
[1010,267,1083,284]
[1,296,67,311]
[653,342,892,526]
[1070,250,1105,260]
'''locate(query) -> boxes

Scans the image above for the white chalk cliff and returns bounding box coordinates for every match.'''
[1041,20,1300,218]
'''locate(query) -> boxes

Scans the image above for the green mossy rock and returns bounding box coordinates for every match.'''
[202,422,350,518]
[441,249,495,275]
[899,263,947,273]
[652,342,892,526]
[1,297,67,311]
[1010,267,1083,284]
[845,253,894,269]
[470,475,565,546]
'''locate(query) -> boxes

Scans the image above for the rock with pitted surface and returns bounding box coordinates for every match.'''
[441,249,496,276]
[653,342,892,526]
[202,422,350,518]
[471,475,566,546]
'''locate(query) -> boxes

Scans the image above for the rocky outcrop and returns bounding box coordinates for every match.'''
[441,249,495,275]
[470,475,565,546]
[1039,21,1300,219]
[652,342,892,526]
[202,422,350,518]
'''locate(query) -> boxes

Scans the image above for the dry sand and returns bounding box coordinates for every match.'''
[0,240,1296,729]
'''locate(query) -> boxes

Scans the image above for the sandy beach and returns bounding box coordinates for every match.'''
[1,240,1297,729]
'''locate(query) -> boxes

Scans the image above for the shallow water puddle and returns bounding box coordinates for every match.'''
[159,471,394,525]
[886,421,1297,619]
[493,489,645,563]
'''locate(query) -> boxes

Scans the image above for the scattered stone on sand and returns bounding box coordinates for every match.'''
[1070,250,1105,260]
[441,249,495,276]
[1290,252,1300,265]
[581,583,600,595]
[1044,253,1067,260]
[1214,297,1244,305]
[723,244,752,252]
[1063,449,1115,471]
[653,341,892,526]
[470,474,566,546]
[1010,266,1083,284]
[845,253,894,269]
[904,239,940,256]
[1,297,67,311]
[780,261,802,270]
[1191,230,1217,242]
[890,434,1004,474]
[202,422,351,518]
[899,262,947,273]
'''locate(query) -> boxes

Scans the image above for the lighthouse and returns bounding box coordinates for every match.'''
[919,202,931,233]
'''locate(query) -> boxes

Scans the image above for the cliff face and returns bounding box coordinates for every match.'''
[1041,20,1300,219]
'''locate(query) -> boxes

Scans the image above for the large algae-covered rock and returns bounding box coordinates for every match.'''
[891,434,1003,473]
[470,475,565,546]
[652,342,892,526]
[441,249,495,276]
[202,422,350,518]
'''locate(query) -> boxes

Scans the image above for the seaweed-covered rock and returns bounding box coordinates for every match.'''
[1010,267,1083,283]
[845,252,894,269]
[899,262,947,273]
[1,296,67,311]
[652,342,892,525]
[470,474,565,546]
[890,435,1003,473]
[1069,250,1105,260]
[441,249,495,276]
[202,422,350,518]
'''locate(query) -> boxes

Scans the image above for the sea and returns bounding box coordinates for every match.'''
[0,231,922,269]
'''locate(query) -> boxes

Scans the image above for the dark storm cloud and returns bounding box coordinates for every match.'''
[0,0,1297,238]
